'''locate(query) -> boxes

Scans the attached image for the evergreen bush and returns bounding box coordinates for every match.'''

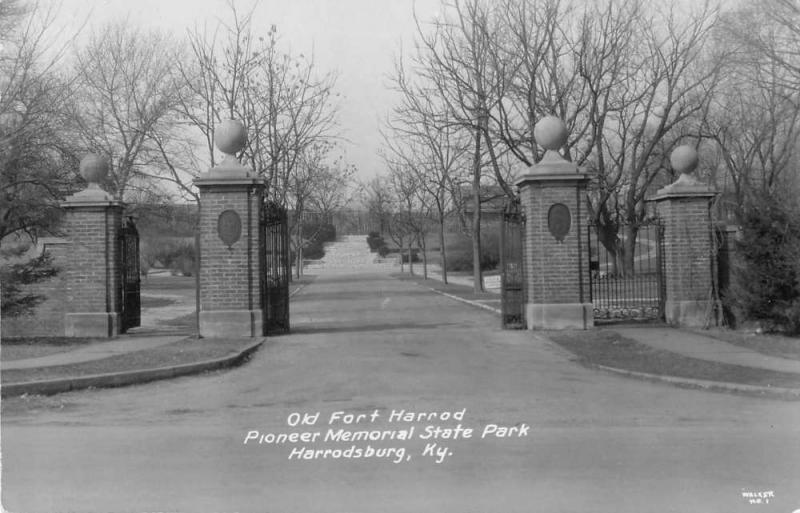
[366,232,385,252]
[296,221,336,261]
[443,230,500,272]
[148,238,196,276]
[726,195,800,334]
[0,252,59,317]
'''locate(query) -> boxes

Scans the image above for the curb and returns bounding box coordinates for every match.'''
[290,282,310,298]
[1,339,264,398]
[412,279,800,400]
[420,285,502,315]
[586,362,800,400]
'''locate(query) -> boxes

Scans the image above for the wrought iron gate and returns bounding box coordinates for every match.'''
[588,219,665,322]
[119,217,141,332]
[500,197,526,329]
[260,201,290,334]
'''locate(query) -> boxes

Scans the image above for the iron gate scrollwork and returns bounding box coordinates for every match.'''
[501,197,526,329]
[587,218,665,323]
[260,200,290,334]
[120,217,141,333]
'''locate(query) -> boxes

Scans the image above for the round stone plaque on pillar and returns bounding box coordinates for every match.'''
[217,209,242,249]
[547,203,571,242]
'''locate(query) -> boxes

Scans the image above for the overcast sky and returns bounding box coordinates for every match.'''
[54,0,443,183]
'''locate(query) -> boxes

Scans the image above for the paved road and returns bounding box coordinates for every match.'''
[2,272,799,513]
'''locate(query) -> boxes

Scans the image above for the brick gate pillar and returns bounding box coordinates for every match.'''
[515,117,593,330]
[61,155,124,337]
[194,120,266,338]
[649,145,718,327]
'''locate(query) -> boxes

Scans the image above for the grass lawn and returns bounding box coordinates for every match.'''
[1,271,311,366]
[1,337,260,384]
[1,337,106,361]
[548,329,800,390]
[1,272,314,377]
[690,327,800,361]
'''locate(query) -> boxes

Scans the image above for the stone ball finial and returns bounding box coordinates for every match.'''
[215,119,247,155]
[79,154,109,184]
[534,116,568,151]
[670,145,699,175]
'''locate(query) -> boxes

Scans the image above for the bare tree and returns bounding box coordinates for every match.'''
[67,22,186,201]
[0,0,83,242]
[287,143,323,278]
[308,155,356,222]
[385,58,471,283]
[361,176,394,236]
[736,0,800,86]
[178,3,340,204]
[704,0,800,217]
[412,0,515,291]
[387,164,420,275]
[288,142,355,277]
[506,0,725,275]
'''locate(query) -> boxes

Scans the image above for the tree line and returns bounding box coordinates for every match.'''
[0,0,352,267]
[1,0,358,313]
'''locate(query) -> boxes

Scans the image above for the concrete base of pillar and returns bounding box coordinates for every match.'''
[526,303,594,330]
[664,300,719,327]
[199,309,263,338]
[65,312,120,337]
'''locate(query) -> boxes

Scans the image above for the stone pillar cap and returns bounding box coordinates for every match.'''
[653,145,716,198]
[516,116,588,184]
[196,119,258,180]
[534,116,568,151]
[64,154,118,204]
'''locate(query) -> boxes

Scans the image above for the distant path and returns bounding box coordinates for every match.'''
[2,272,798,513]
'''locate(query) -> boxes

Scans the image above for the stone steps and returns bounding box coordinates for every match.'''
[303,235,398,273]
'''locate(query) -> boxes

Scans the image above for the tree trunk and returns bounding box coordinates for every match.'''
[472,128,483,293]
[421,234,428,280]
[295,222,303,279]
[408,238,414,276]
[597,223,620,277]
[439,215,448,284]
[298,244,304,278]
[622,224,638,277]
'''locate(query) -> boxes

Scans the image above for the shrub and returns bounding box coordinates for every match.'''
[367,232,385,252]
[311,222,336,244]
[726,195,800,334]
[400,248,421,263]
[0,252,59,317]
[295,221,336,261]
[303,239,325,260]
[149,238,196,276]
[443,230,500,272]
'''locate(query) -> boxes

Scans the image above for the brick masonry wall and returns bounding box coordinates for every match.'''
[520,180,591,304]
[655,197,715,303]
[1,241,70,338]
[198,185,265,311]
[61,206,122,314]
